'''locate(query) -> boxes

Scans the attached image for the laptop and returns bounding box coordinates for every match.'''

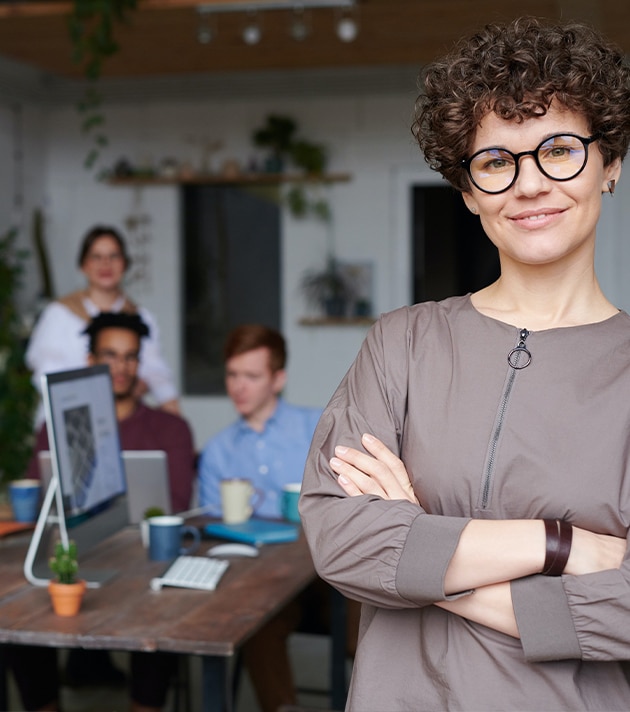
[38,450,172,525]
[121,451,172,523]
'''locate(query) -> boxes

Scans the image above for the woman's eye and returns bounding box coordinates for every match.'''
[482,156,512,172]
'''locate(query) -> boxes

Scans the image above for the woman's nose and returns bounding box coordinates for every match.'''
[512,154,551,197]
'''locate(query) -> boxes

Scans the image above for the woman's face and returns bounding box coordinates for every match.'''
[80,235,127,291]
[462,104,621,272]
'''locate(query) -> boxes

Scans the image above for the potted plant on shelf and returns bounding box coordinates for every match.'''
[252,115,298,173]
[300,255,355,318]
[48,540,86,617]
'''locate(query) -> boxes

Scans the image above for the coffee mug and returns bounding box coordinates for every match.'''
[9,479,42,523]
[221,479,264,524]
[281,483,302,523]
[148,515,201,561]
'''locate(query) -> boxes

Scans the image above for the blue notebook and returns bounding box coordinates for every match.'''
[204,518,299,545]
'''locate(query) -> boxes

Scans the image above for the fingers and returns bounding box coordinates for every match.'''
[330,455,388,498]
[330,433,418,504]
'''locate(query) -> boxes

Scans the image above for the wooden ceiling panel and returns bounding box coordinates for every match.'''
[0,0,626,80]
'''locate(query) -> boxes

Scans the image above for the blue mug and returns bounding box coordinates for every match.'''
[9,479,42,523]
[148,516,200,561]
[281,483,302,524]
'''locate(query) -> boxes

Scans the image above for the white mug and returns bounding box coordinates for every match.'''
[220,479,264,524]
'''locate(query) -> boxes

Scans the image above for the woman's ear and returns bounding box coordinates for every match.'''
[603,158,621,194]
[461,191,479,215]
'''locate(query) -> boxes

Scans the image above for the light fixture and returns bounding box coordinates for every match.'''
[289,7,311,42]
[194,1,356,45]
[242,12,263,45]
[335,6,358,43]
[196,7,215,44]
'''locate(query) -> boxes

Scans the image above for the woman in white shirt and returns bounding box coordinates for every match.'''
[26,225,179,421]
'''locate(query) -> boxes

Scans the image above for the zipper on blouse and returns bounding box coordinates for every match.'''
[480,328,531,509]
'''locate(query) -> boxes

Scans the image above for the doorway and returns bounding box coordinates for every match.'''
[412,185,499,303]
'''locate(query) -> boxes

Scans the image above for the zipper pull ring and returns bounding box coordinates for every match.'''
[507,328,532,370]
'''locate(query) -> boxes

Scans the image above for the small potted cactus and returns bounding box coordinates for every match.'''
[48,540,86,616]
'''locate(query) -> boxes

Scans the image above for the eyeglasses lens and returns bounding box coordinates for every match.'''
[468,134,588,193]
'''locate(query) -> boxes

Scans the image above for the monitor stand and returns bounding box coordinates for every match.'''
[23,475,123,588]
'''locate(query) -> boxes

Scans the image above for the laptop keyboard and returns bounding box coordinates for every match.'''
[150,556,229,591]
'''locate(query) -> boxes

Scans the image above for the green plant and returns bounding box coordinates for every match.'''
[0,228,37,488]
[252,114,332,220]
[68,0,139,170]
[290,140,327,174]
[143,506,165,519]
[252,115,297,159]
[300,255,354,315]
[49,540,79,584]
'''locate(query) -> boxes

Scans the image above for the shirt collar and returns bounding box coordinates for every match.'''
[235,397,285,435]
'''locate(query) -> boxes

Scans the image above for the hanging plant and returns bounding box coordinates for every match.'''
[68,0,139,171]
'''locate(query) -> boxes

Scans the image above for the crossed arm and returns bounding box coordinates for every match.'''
[330,433,626,638]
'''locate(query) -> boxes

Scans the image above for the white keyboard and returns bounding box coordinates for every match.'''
[150,556,229,592]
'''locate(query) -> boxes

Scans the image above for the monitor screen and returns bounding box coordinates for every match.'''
[43,365,127,522]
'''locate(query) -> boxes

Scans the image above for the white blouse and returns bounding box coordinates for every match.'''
[26,297,178,423]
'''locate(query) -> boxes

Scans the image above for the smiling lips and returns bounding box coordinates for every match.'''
[509,207,566,228]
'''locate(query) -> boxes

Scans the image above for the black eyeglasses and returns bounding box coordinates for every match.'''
[461,133,598,194]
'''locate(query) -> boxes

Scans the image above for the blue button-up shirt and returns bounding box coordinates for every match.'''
[198,399,323,519]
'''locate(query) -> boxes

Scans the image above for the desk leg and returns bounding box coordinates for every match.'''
[201,655,232,712]
[330,587,348,711]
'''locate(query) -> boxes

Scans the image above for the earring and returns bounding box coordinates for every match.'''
[608,179,616,195]
[470,206,478,214]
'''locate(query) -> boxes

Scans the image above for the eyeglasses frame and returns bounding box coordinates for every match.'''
[461,133,599,195]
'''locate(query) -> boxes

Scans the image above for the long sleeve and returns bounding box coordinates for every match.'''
[300,312,469,610]
[25,303,88,391]
[512,530,630,662]
[160,417,195,513]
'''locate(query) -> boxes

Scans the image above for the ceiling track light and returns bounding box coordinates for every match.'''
[335,5,359,42]
[242,11,263,45]
[196,7,216,44]
[289,7,311,42]
[194,1,357,46]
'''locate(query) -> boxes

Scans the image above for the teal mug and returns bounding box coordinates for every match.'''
[281,483,302,524]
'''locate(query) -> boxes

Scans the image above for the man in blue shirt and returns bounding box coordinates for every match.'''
[198,325,321,519]
[198,324,323,712]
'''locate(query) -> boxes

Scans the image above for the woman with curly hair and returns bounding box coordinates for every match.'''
[300,17,630,711]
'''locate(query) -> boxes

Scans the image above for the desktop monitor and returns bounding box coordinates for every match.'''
[24,364,130,586]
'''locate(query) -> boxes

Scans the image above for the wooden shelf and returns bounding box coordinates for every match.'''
[106,172,352,187]
[299,316,375,327]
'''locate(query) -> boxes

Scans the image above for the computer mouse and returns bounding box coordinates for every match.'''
[207,543,260,558]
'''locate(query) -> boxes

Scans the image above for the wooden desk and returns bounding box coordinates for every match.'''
[0,524,321,712]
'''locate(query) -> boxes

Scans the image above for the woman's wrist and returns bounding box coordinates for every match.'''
[541,519,573,576]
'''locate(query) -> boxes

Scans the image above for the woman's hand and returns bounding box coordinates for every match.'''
[565,526,626,575]
[330,433,419,504]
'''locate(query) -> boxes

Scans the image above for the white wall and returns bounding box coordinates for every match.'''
[8,72,630,449]
[34,90,433,448]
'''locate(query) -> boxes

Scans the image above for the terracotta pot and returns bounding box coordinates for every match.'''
[48,579,86,617]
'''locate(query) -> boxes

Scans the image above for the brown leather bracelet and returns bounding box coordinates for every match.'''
[542,519,573,576]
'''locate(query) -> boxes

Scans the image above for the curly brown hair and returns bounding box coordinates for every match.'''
[412,16,630,192]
